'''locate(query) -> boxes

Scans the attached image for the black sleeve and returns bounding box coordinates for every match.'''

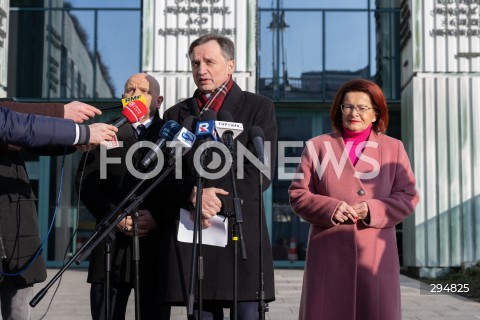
[75,147,117,221]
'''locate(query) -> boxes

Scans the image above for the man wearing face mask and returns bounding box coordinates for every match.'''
[76,73,175,319]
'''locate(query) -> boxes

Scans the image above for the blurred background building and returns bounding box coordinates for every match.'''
[0,0,478,276]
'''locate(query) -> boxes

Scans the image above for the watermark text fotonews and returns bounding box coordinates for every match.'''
[98,140,380,181]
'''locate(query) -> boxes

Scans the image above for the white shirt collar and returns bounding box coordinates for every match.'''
[132,117,153,130]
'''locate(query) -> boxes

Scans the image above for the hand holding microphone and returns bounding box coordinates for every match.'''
[76,96,147,151]
[86,123,118,145]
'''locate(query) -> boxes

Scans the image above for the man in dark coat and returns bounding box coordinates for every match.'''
[162,34,277,319]
[76,73,175,320]
[0,100,104,320]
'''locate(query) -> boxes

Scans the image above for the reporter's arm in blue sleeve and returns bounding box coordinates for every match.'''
[0,106,117,147]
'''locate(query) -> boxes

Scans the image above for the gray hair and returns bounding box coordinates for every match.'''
[188,34,235,61]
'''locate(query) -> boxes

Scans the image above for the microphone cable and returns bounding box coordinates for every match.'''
[0,148,67,278]
[37,145,93,320]
[2,147,68,320]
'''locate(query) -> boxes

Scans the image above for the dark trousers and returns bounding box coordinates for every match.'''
[194,301,259,320]
[90,283,171,320]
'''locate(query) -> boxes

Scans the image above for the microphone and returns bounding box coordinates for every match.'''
[248,126,266,164]
[165,115,197,159]
[182,115,199,133]
[139,120,181,170]
[97,95,147,111]
[200,109,216,121]
[194,110,218,171]
[169,127,197,156]
[195,110,217,143]
[216,110,244,151]
[195,120,217,142]
[112,95,149,128]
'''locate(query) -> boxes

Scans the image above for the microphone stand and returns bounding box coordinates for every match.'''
[187,149,208,320]
[104,236,112,320]
[30,162,175,320]
[225,146,247,320]
[132,209,141,320]
[257,171,268,319]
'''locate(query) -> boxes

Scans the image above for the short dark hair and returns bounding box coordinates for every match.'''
[330,78,389,134]
[188,34,235,61]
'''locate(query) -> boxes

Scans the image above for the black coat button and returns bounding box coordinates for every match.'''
[357,189,365,196]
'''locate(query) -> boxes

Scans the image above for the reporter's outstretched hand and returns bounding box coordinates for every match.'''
[64,101,102,123]
[87,123,117,144]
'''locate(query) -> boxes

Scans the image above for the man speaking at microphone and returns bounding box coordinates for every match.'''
[75,73,174,319]
[162,33,278,319]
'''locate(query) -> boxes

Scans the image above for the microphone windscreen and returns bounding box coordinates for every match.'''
[217,110,233,122]
[121,99,148,123]
[201,109,217,121]
[248,126,265,141]
[182,115,198,133]
[158,120,182,140]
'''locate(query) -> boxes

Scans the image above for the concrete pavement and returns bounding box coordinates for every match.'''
[30,268,480,319]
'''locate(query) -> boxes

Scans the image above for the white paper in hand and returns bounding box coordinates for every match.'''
[177,208,228,247]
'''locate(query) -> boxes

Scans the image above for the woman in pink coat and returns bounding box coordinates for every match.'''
[289,79,419,320]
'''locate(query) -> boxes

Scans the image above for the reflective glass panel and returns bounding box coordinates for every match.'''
[8,6,140,99]
[97,10,141,98]
[7,10,49,98]
[59,10,98,99]
[62,0,140,8]
[271,110,332,262]
[258,10,323,100]
[372,10,401,100]
[7,3,142,266]
[272,115,313,262]
[370,11,377,78]
[259,0,370,9]
[324,11,370,99]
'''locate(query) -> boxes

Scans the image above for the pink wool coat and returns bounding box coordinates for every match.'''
[289,131,419,320]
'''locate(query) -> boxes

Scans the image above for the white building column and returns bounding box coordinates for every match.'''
[142,0,257,113]
[0,0,9,97]
[401,0,480,276]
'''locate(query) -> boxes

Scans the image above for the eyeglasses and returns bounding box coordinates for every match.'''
[340,104,374,115]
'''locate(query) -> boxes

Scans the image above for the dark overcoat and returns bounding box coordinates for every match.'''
[75,114,179,292]
[0,101,65,288]
[160,82,278,304]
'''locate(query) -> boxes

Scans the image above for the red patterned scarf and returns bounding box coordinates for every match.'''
[195,76,234,118]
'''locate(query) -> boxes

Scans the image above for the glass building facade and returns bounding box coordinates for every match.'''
[258,0,402,267]
[6,0,143,266]
[5,0,405,268]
